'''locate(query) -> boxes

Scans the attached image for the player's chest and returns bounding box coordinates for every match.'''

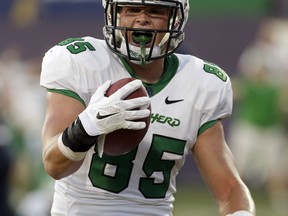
[148,90,199,144]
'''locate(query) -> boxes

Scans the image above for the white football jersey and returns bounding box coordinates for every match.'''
[40,36,233,216]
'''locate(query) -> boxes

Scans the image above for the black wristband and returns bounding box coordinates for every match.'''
[62,117,98,152]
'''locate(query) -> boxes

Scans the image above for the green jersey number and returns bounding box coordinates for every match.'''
[88,134,186,198]
[58,37,96,54]
[139,135,186,198]
[203,62,227,82]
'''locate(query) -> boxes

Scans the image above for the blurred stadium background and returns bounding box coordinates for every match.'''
[1,0,288,215]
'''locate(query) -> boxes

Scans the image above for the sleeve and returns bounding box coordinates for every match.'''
[40,45,78,91]
[40,42,89,106]
[199,73,233,127]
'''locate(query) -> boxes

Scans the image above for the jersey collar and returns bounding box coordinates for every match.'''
[119,54,179,97]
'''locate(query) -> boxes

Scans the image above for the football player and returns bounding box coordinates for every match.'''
[40,0,256,215]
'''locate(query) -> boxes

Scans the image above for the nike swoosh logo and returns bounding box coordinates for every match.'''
[165,97,184,104]
[96,112,117,120]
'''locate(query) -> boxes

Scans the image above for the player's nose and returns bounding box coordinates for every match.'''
[135,10,151,26]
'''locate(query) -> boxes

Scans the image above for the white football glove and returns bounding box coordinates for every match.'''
[79,79,151,137]
[226,211,254,216]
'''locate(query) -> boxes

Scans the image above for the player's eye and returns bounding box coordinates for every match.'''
[124,7,142,14]
[120,6,169,18]
[148,8,169,16]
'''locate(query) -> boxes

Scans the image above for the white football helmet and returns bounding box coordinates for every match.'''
[102,0,190,66]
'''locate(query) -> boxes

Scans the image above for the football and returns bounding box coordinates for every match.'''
[103,77,151,156]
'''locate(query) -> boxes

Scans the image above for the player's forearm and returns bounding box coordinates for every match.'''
[42,134,83,180]
[219,182,255,216]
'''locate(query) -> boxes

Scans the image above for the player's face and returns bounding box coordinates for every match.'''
[118,5,169,47]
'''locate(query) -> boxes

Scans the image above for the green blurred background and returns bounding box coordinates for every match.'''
[1,0,287,215]
[190,0,271,17]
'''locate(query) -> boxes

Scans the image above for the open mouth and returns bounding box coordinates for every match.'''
[132,32,153,45]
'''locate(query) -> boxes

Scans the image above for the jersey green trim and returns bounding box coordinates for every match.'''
[119,54,179,96]
[197,120,218,136]
[47,89,86,106]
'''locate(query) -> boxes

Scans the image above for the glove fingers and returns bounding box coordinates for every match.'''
[123,121,147,130]
[117,97,150,110]
[90,80,112,103]
[97,80,112,94]
[124,109,150,120]
[82,79,150,136]
[113,79,143,100]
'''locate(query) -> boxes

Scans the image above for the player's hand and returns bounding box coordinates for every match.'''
[79,79,151,136]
